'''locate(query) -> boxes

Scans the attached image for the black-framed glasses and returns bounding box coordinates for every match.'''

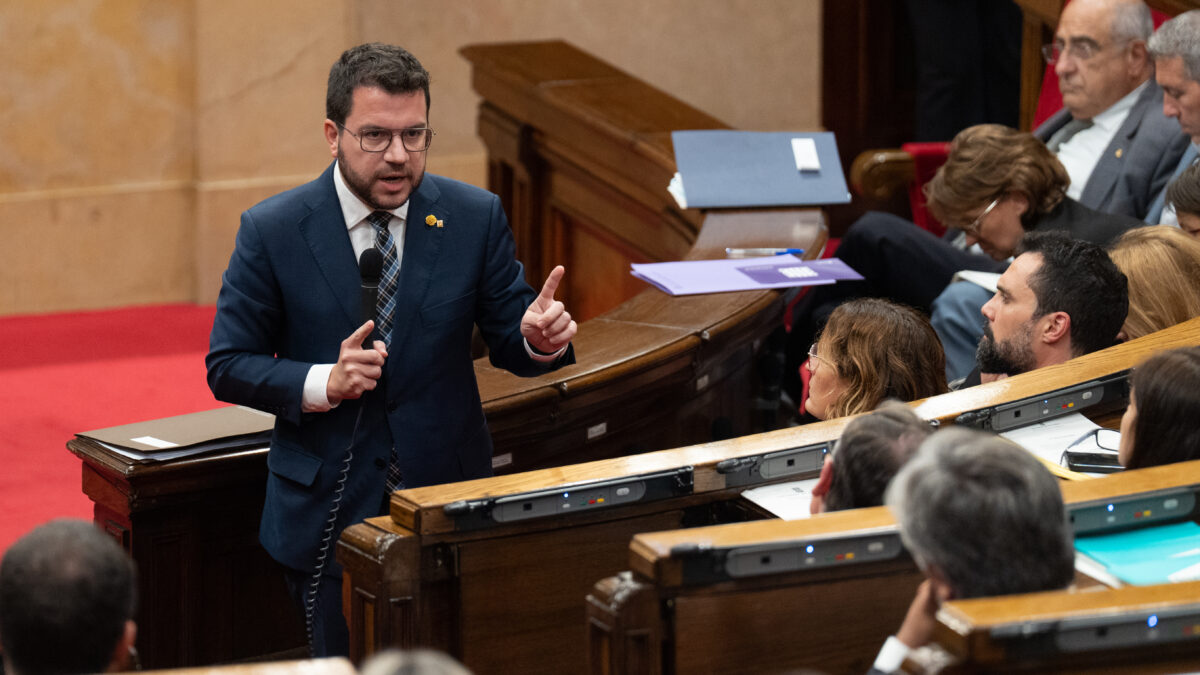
[1041,39,1131,64]
[1065,428,1121,453]
[338,124,435,153]
[962,197,1000,237]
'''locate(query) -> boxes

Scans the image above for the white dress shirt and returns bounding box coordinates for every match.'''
[1056,81,1146,201]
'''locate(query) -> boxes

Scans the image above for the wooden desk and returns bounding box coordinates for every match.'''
[68,41,821,669]
[338,319,1200,672]
[932,582,1200,673]
[591,461,1200,674]
[930,462,1200,673]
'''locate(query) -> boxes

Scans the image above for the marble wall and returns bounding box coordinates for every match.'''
[0,0,821,315]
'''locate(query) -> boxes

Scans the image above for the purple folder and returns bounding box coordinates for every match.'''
[630,256,863,296]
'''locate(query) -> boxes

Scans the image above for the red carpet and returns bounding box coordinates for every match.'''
[0,305,222,553]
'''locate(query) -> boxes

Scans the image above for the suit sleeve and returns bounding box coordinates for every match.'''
[206,210,312,424]
[473,193,575,376]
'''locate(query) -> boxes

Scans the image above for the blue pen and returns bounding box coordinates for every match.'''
[725,247,806,258]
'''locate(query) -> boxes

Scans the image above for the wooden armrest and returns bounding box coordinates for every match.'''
[849,148,916,200]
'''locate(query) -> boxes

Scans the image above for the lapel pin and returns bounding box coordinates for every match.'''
[425,214,437,227]
[436,219,444,228]
[1116,148,1123,158]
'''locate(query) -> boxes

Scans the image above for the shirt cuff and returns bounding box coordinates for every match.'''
[872,635,912,674]
[524,338,568,363]
[302,363,338,412]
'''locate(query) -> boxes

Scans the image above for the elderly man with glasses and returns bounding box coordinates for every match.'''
[784,0,1183,393]
[207,42,576,656]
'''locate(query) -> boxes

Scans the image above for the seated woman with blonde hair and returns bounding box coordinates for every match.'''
[1108,226,1200,341]
[804,298,949,421]
[1118,347,1200,470]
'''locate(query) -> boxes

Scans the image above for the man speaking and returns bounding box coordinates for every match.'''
[207,43,576,656]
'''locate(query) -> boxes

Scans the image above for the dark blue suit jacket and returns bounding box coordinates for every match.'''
[207,163,573,573]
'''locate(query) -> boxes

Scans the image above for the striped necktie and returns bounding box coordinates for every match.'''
[366,211,399,346]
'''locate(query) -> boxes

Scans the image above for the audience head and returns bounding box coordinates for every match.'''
[925,124,1069,260]
[0,519,137,675]
[326,42,431,125]
[1149,10,1200,143]
[360,648,473,675]
[1052,0,1154,119]
[812,401,934,514]
[1166,162,1200,238]
[1108,226,1200,340]
[1119,346,1200,469]
[886,428,1075,600]
[978,231,1128,376]
[806,298,948,420]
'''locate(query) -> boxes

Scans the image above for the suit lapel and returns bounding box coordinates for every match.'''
[1079,84,1155,209]
[386,176,446,373]
[298,164,361,329]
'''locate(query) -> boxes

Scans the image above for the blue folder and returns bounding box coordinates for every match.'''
[672,130,852,209]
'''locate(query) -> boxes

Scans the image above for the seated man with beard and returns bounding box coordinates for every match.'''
[960,231,1129,387]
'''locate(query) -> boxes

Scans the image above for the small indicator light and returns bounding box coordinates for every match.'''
[845,552,855,560]
[1148,615,1159,628]
[805,545,814,554]
[597,498,605,504]
[1107,504,1115,512]
[563,492,569,499]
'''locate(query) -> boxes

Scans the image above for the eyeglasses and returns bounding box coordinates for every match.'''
[1041,39,1131,64]
[807,343,836,373]
[962,197,1000,237]
[1064,427,1121,453]
[338,124,435,153]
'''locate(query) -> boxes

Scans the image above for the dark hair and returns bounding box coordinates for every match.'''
[887,428,1075,599]
[326,43,431,125]
[824,401,933,512]
[1167,162,1200,219]
[1016,231,1129,356]
[816,298,949,418]
[1125,347,1200,469]
[0,519,136,675]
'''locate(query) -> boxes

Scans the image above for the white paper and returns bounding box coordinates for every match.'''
[791,137,821,171]
[667,172,688,208]
[130,435,178,449]
[741,478,819,520]
[1000,413,1119,477]
[949,270,1002,293]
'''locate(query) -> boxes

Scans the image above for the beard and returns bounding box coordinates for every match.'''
[975,321,1037,377]
[337,145,424,211]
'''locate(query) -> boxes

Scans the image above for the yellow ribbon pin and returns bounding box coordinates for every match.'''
[425,214,437,227]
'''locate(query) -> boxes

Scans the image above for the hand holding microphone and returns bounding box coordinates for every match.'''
[326,249,389,405]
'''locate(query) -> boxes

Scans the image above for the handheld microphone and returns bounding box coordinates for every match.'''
[359,248,383,348]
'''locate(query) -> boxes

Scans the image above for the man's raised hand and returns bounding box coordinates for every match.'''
[521,265,577,354]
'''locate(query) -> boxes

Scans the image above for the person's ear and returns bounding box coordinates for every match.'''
[1006,191,1030,217]
[810,456,835,515]
[107,620,137,672]
[1127,40,1148,74]
[1039,311,1071,345]
[926,564,956,603]
[324,120,340,160]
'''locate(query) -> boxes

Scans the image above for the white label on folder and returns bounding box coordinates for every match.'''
[791,138,820,171]
[130,435,179,449]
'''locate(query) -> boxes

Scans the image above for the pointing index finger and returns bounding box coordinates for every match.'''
[538,265,565,302]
